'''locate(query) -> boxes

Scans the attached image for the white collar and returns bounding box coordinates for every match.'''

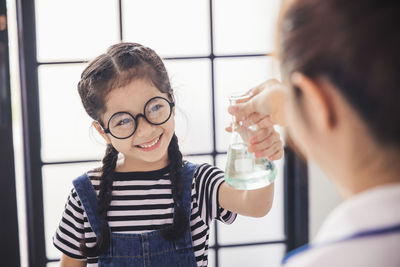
[314,182,400,244]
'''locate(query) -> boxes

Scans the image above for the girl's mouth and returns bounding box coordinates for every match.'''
[135,134,162,151]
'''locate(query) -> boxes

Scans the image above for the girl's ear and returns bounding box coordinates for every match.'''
[92,121,112,144]
[291,72,336,132]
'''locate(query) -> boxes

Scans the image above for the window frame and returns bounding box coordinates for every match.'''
[16,0,309,266]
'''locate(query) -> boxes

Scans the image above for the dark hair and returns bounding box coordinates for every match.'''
[77,42,187,256]
[279,0,400,148]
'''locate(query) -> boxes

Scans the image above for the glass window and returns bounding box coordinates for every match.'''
[35,0,119,61]
[122,0,210,57]
[29,0,287,265]
[164,59,213,154]
[216,154,285,244]
[43,162,101,259]
[38,64,106,162]
[219,244,286,267]
[213,0,282,55]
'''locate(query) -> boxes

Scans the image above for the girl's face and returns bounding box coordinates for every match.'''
[99,79,175,171]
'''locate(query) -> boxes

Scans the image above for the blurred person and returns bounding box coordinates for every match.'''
[229,0,400,266]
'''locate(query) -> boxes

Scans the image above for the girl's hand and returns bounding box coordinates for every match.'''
[225,114,284,161]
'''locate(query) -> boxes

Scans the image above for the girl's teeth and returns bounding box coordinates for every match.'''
[139,136,160,148]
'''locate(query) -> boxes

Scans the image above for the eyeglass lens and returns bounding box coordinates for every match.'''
[108,97,172,138]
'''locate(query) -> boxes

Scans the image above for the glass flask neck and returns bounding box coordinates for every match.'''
[229,94,251,145]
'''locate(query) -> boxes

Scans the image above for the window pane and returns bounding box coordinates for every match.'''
[39,64,106,162]
[122,0,210,57]
[216,155,285,244]
[164,59,213,154]
[219,244,286,267]
[35,0,119,61]
[214,57,280,152]
[213,0,281,55]
[208,248,216,267]
[43,162,101,259]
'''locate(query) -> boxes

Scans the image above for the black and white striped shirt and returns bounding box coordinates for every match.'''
[53,163,236,266]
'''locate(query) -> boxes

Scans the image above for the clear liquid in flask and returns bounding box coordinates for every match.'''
[224,93,277,190]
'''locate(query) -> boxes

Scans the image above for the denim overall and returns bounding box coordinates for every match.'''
[73,162,198,267]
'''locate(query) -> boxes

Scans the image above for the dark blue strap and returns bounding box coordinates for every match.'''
[174,161,198,250]
[182,162,198,218]
[282,222,400,265]
[72,173,102,237]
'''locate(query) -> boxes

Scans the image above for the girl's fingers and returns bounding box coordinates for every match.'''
[249,126,274,145]
[266,148,285,161]
[249,132,281,153]
[253,140,284,159]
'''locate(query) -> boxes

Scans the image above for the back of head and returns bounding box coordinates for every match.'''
[279,0,400,149]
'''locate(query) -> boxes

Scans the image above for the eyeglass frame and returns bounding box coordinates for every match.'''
[101,95,175,140]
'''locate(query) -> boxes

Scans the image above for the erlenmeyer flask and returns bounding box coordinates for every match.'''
[224,93,277,190]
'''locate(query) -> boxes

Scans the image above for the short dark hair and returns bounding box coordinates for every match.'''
[280,0,400,148]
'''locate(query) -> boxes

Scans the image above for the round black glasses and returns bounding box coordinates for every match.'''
[103,96,175,139]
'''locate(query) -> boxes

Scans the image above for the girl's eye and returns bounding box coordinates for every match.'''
[115,118,132,127]
[150,104,162,113]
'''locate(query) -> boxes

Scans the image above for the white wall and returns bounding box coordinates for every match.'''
[308,161,343,239]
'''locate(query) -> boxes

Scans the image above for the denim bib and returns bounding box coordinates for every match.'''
[73,162,198,267]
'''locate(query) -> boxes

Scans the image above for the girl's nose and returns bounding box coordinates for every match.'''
[134,116,156,138]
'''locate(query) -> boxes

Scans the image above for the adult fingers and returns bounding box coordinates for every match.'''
[228,99,257,121]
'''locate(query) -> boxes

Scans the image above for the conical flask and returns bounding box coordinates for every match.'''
[224,93,277,190]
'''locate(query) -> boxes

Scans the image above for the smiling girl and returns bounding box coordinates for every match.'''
[53,42,283,267]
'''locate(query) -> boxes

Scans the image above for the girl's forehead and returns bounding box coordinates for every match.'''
[107,80,160,104]
[103,79,168,116]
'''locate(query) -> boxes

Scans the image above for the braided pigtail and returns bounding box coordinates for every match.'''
[80,144,118,256]
[161,134,188,241]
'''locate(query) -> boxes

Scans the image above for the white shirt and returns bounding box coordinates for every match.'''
[284,183,400,267]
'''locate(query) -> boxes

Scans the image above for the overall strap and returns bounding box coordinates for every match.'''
[72,173,103,237]
[173,161,198,250]
[182,161,198,218]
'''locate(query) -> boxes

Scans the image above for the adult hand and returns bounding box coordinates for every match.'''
[228,79,287,126]
[225,79,286,161]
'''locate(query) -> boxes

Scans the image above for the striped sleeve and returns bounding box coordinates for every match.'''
[193,163,237,226]
[53,188,86,260]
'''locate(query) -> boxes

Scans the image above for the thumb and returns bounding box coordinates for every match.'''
[228,99,256,120]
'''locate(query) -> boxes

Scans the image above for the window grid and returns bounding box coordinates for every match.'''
[16,0,308,266]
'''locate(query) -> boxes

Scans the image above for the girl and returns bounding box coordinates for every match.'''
[230,0,400,266]
[53,42,283,266]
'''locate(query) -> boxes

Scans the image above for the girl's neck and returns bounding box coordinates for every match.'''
[115,157,169,172]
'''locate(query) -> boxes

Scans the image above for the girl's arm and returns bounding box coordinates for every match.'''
[60,254,87,267]
[218,124,279,217]
[219,182,274,217]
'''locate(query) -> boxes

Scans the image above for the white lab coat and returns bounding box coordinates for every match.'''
[283,183,400,267]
